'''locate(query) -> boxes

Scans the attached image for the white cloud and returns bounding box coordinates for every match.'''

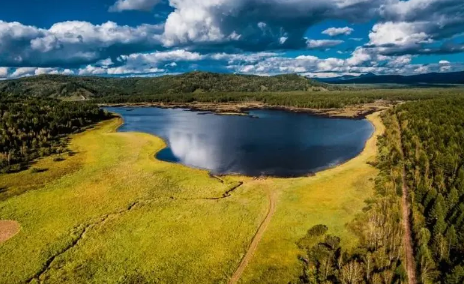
[162,0,383,47]
[210,52,279,63]
[62,69,75,75]
[0,20,163,67]
[109,0,161,12]
[369,21,430,47]
[385,55,411,67]
[34,68,59,75]
[96,58,114,67]
[5,67,76,78]
[414,65,429,74]
[2,0,464,78]
[3,47,464,79]
[77,49,205,76]
[322,27,354,36]
[10,67,37,78]
[306,39,344,49]
[77,65,164,76]
[0,67,8,78]
[372,0,464,55]
[304,72,361,78]
[120,50,204,67]
[224,46,443,76]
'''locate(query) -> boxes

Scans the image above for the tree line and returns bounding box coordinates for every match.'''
[96,89,464,110]
[0,98,110,173]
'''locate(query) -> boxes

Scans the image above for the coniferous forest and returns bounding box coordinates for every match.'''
[296,98,464,284]
[396,99,464,283]
[0,99,109,173]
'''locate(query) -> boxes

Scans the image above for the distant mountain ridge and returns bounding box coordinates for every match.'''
[0,72,330,99]
[317,71,464,85]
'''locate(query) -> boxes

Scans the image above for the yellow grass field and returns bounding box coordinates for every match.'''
[0,113,384,284]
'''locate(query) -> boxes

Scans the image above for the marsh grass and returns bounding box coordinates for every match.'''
[0,114,383,283]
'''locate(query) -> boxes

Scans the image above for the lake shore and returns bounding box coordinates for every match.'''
[100,100,391,119]
[0,110,385,283]
[107,106,377,178]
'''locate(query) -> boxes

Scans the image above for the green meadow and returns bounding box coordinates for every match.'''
[0,113,384,284]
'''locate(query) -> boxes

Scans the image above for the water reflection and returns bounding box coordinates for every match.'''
[107,107,374,177]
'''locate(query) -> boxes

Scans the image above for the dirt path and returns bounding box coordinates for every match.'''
[228,190,276,284]
[0,220,20,244]
[396,114,417,284]
[401,167,417,284]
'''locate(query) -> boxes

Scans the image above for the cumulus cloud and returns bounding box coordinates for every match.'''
[162,0,384,49]
[367,0,464,55]
[210,52,279,63]
[0,20,163,67]
[3,47,464,79]
[4,67,76,78]
[77,65,164,76]
[10,67,37,78]
[75,50,206,76]
[322,27,354,36]
[2,0,464,78]
[109,0,161,12]
[227,52,463,77]
[117,50,203,72]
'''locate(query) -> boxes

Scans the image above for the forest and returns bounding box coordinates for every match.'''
[296,98,464,284]
[0,99,110,173]
[395,99,464,283]
[2,73,464,108]
[0,72,327,99]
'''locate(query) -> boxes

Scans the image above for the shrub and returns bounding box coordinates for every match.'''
[307,224,329,237]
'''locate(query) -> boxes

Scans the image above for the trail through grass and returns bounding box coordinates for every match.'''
[0,113,384,284]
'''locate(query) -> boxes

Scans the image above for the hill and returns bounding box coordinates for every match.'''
[317,71,464,85]
[0,72,328,99]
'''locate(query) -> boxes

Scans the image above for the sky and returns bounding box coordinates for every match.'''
[0,0,464,79]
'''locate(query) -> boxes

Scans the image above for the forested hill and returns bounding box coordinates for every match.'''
[0,72,327,99]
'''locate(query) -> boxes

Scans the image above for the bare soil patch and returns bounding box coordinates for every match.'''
[0,220,20,244]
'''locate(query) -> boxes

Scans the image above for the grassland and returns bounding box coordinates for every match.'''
[0,112,384,284]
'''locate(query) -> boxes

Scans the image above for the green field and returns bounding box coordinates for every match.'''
[0,113,384,284]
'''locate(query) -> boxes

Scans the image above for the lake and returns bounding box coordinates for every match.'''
[106,107,374,177]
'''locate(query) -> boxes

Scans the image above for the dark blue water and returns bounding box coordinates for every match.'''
[106,107,374,177]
